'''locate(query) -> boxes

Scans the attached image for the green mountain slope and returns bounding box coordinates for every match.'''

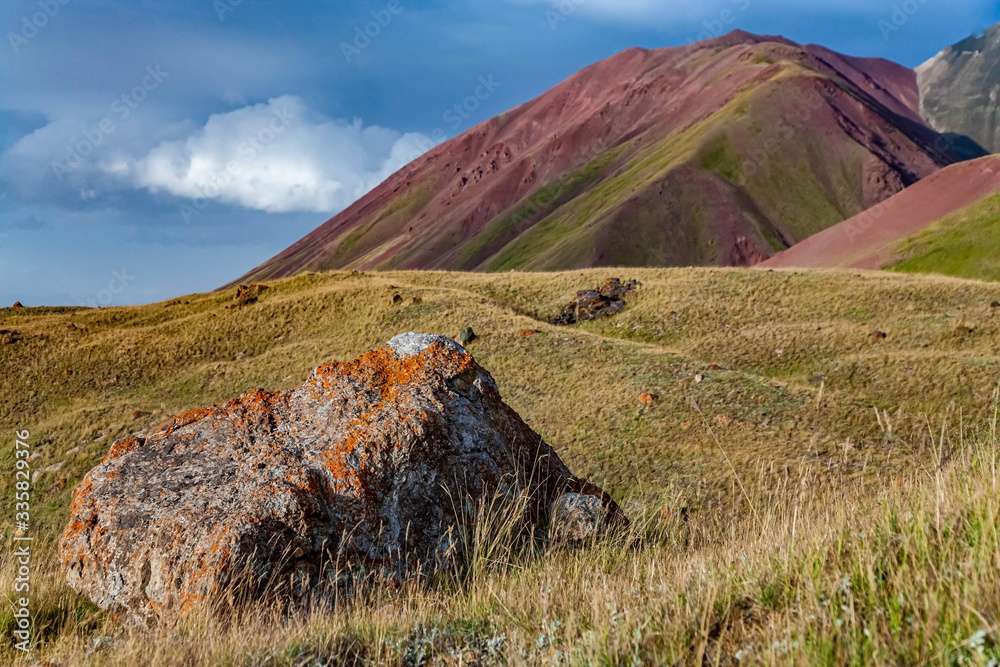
[890,187,1000,281]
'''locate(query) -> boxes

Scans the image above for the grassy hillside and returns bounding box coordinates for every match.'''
[2,268,1000,664]
[891,190,1000,282]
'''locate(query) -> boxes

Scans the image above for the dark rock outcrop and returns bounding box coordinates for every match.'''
[59,333,625,627]
[233,284,268,305]
[551,278,640,325]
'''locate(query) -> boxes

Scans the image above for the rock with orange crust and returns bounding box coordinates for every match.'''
[59,333,626,627]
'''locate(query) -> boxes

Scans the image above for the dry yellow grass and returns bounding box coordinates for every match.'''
[1,267,999,664]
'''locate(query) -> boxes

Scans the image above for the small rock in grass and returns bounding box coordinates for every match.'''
[233,284,268,305]
[33,461,64,484]
[44,477,67,500]
[550,492,618,542]
[458,326,477,346]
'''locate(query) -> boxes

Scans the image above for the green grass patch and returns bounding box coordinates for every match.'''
[890,191,1000,282]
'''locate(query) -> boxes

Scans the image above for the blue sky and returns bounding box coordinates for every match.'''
[1,0,997,306]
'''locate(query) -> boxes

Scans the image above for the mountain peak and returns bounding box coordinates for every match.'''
[225,34,966,287]
[917,21,1000,153]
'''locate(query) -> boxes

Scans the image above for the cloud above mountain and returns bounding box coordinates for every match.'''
[124,96,434,215]
[0,95,435,217]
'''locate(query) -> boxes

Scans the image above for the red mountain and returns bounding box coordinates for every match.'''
[227,30,968,286]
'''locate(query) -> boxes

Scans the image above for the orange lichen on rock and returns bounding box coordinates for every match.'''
[59,477,98,569]
[58,333,626,629]
[319,431,364,491]
[150,407,214,439]
[103,436,145,463]
[309,341,474,404]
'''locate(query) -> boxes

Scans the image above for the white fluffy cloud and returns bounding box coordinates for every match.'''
[124,95,435,214]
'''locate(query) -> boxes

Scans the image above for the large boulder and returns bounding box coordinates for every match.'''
[59,333,625,627]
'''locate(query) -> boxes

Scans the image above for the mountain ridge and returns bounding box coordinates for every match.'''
[918,22,1000,154]
[226,30,968,287]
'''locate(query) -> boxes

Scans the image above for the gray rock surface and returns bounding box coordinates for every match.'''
[550,493,610,542]
[387,332,465,358]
